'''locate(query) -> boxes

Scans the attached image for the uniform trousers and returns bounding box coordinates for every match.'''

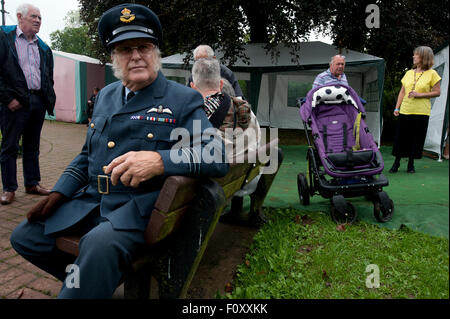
[0,93,47,191]
[10,208,146,298]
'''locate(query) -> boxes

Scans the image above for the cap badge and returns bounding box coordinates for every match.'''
[120,8,136,23]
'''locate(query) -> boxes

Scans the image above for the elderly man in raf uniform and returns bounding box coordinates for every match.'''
[10,3,228,299]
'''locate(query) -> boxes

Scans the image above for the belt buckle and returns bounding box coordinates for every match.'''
[97,175,109,194]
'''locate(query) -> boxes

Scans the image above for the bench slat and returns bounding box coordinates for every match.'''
[145,205,190,244]
[55,236,80,257]
[153,176,197,213]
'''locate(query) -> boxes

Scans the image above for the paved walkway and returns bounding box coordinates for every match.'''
[0,120,87,298]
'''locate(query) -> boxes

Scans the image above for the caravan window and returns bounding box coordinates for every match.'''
[238,80,251,100]
[287,81,312,107]
[434,63,445,78]
[431,63,445,106]
[363,80,379,112]
[166,76,186,85]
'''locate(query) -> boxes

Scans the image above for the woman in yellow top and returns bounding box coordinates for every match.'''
[390,46,441,173]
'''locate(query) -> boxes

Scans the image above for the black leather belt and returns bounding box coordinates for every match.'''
[29,89,41,95]
[88,175,163,195]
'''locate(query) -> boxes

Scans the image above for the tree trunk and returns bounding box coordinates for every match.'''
[240,2,270,43]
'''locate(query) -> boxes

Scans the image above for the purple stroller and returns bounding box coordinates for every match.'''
[298,84,394,223]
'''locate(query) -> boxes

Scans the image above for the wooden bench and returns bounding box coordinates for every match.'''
[55,139,283,298]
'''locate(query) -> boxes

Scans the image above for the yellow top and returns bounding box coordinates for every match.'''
[400,69,441,116]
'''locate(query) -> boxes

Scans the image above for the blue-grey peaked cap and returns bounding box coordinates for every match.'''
[98,3,163,50]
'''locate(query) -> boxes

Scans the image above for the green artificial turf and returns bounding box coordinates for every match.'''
[256,145,449,239]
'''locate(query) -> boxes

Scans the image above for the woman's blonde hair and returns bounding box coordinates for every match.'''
[413,46,435,70]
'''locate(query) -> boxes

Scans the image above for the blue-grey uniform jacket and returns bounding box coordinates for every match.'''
[44,72,229,235]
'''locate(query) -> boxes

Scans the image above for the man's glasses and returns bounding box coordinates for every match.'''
[114,43,155,57]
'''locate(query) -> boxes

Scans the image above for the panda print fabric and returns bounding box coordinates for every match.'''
[312,85,358,109]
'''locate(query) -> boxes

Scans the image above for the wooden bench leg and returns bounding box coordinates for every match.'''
[145,179,226,298]
[220,148,284,227]
[123,259,152,299]
[249,147,284,220]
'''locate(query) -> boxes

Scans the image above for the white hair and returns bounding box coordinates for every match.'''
[192,58,221,91]
[221,78,235,97]
[16,3,39,19]
[330,54,346,66]
[111,46,162,81]
[193,45,215,60]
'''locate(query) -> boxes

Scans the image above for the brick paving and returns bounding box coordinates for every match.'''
[0,120,87,299]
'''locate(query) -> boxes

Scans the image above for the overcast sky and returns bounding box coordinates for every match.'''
[2,0,80,45]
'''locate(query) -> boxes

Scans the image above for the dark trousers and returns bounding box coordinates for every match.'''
[392,114,429,159]
[10,209,146,298]
[0,94,47,192]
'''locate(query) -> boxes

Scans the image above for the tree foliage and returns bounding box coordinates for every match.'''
[50,10,97,57]
[328,0,449,73]
[78,0,449,74]
[78,0,343,64]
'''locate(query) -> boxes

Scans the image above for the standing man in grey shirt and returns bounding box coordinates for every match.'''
[312,55,348,89]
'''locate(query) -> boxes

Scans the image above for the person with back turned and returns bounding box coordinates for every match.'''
[188,44,244,99]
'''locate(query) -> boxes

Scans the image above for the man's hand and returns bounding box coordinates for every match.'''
[27,192,65,222]
[7,99,23,112]
[104,151,165,188]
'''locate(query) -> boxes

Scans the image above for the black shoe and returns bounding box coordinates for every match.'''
[247,209,269,228]
[220,209,268,228]
[389,163,400,173]
[219,196,244,224]
[407,166,415,173]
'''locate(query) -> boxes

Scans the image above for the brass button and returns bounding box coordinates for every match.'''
[107,141,115,149]
[102,166,108,173]
[147,133,154,139]
[90,123,95,128]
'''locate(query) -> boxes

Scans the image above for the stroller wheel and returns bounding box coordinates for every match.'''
[373,196,394,223]
[297,173,310,205]
[330,200,357,224]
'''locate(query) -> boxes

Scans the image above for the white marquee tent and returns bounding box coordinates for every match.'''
[424,43,449,159]
[162,42,385,144]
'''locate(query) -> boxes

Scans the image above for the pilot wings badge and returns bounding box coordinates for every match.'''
[147,105,173,115]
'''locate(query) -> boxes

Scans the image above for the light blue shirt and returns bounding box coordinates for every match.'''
[312,69,348,89]
[124,87,138,104]
[15,26,41,90]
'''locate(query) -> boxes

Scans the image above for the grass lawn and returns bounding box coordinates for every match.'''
[221,207,449,299]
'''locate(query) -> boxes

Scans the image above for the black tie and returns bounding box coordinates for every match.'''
[127,91,135,101]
